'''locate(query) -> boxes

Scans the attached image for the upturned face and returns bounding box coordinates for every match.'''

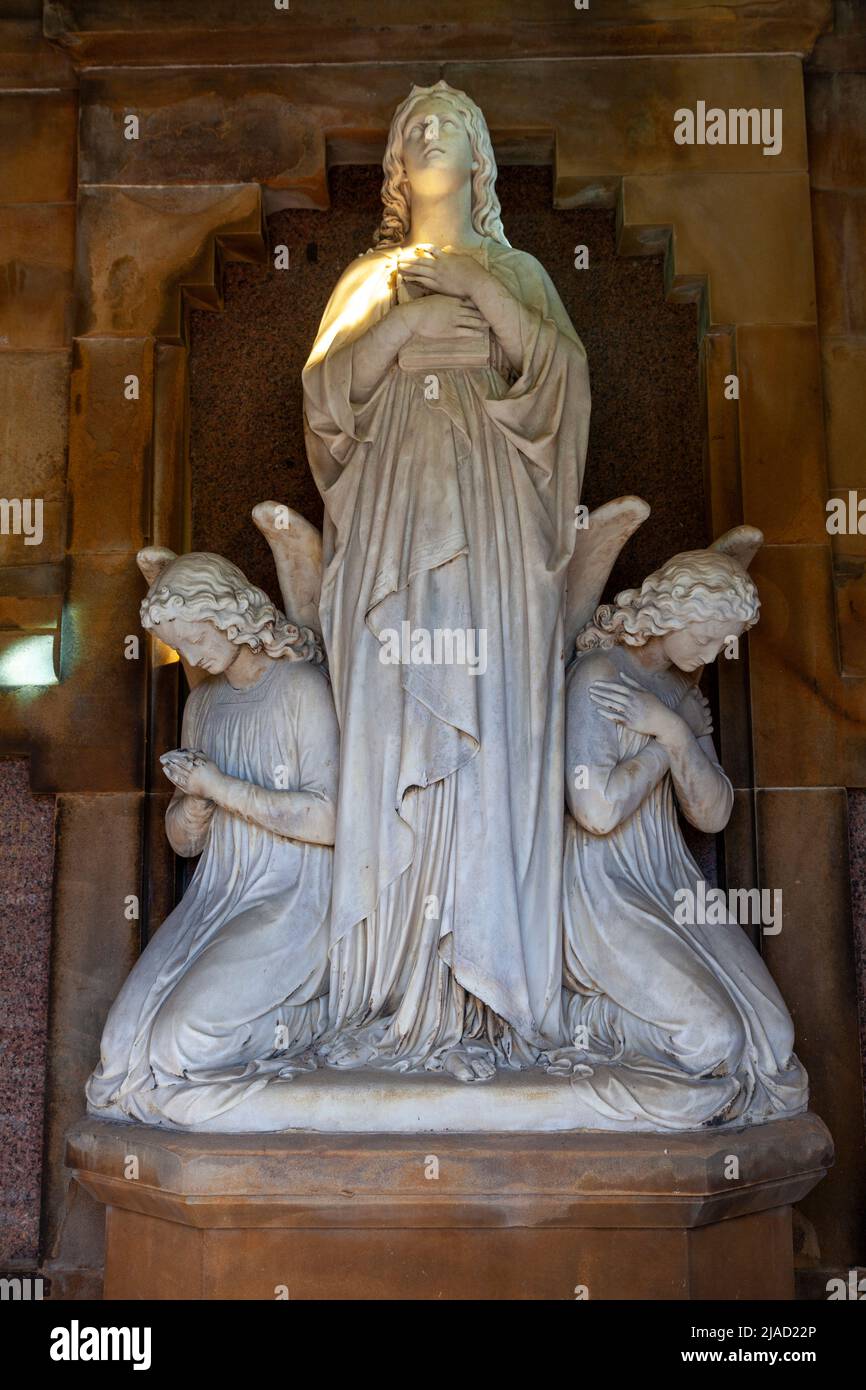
[399,98,475,198]
[661,617,747,673]
[154,615,240,676]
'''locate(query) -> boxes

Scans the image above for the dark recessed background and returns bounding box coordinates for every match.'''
[189,164,705,599]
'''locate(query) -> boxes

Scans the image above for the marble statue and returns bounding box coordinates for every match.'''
[551,516,809,1128]
[86,512,339,1126]
[85,83,809,1136]
[303,80,591,1080]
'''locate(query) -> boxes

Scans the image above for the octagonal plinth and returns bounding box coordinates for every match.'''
[66,1107,831,1300]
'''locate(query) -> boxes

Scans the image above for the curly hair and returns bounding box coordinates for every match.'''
[140,552,324,665]
[576,549,760,652]
[374,80,509,249]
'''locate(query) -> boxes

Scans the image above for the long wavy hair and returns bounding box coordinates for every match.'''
[374,81,509,249]
[576,549,760,652]
[141,552,323,665]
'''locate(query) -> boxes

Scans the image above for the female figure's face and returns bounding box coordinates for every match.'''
[661,617,746,673]
[156,615,240,676]
[400,98,474,199]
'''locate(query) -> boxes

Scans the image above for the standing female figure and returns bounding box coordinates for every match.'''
[303,82,590,1078]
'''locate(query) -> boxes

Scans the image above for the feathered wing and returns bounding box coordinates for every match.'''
[136,546,177,586]
[252,502,323,634]
[709,524,764,571]
[564,496,651,656]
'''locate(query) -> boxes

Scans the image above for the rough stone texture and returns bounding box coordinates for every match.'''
[759,789,866,1265]
[41,793,143,1277]
[807,69,866,190]
[0,758,54,1265]
[737,326,828,547]
[74,184,265,341]
[807,58,866,683]
[750,545,866,787]
[44,0,834,66]
[0,204,75,349]
[619,172,817,329]
[0,90,76,204]
[849,788,866,1102]
[0,350,70,569]
[74,57,808,211]
[811,189,866,337]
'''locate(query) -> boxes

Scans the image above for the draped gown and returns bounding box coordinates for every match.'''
[558,645,809,1128]
[86,658,338,1125]
[303,238,591,1068]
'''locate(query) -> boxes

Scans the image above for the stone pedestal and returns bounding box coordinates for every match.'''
[67,1110,831,1300]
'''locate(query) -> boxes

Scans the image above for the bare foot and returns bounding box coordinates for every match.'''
[441,1049,496,1084]
[320,1035,376,1069]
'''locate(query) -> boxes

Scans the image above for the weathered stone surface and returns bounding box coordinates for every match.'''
[0,15,76,89]
[749,544,866,787]
[811,189,866,336]
[52,553,148,782]
[723,790,760,948]
[102,1206,798,1300]
[619,172,817,328]
[806,71,866,190]
[701,326,742,537]
[0,350,70,567]
[151,343,189,553]
[833,549,866,679]
[0,552,148,792]
[0,90,77,203]
[78,70,334,202]
[758,790,866,1266]
[822,338,866,489]
[809,0,866,72]
[42,794,142,1270]
[76,56,808,210]
[67,337,154,555]
[737,325,828,545]
[0,203,75,348]
[66,1111,830,1299]
[75,184,265,340]
[456,56,808,209]
[44,0,834,67]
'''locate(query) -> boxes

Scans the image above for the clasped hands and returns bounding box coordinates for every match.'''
[589,675,713,743]
[397,246,489,341]
[161,747,225,803]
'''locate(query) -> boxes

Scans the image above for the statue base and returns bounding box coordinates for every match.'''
[66,1107,831,1301]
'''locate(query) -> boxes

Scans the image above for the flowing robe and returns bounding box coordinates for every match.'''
[85,658,337,1125]
[303,238,590,1060]
[558,646,808,1128]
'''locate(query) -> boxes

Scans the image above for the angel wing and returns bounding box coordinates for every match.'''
[136,546,177,586]
[709,524,763,571]
[252,501,322,634]
[564,496,651,656]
